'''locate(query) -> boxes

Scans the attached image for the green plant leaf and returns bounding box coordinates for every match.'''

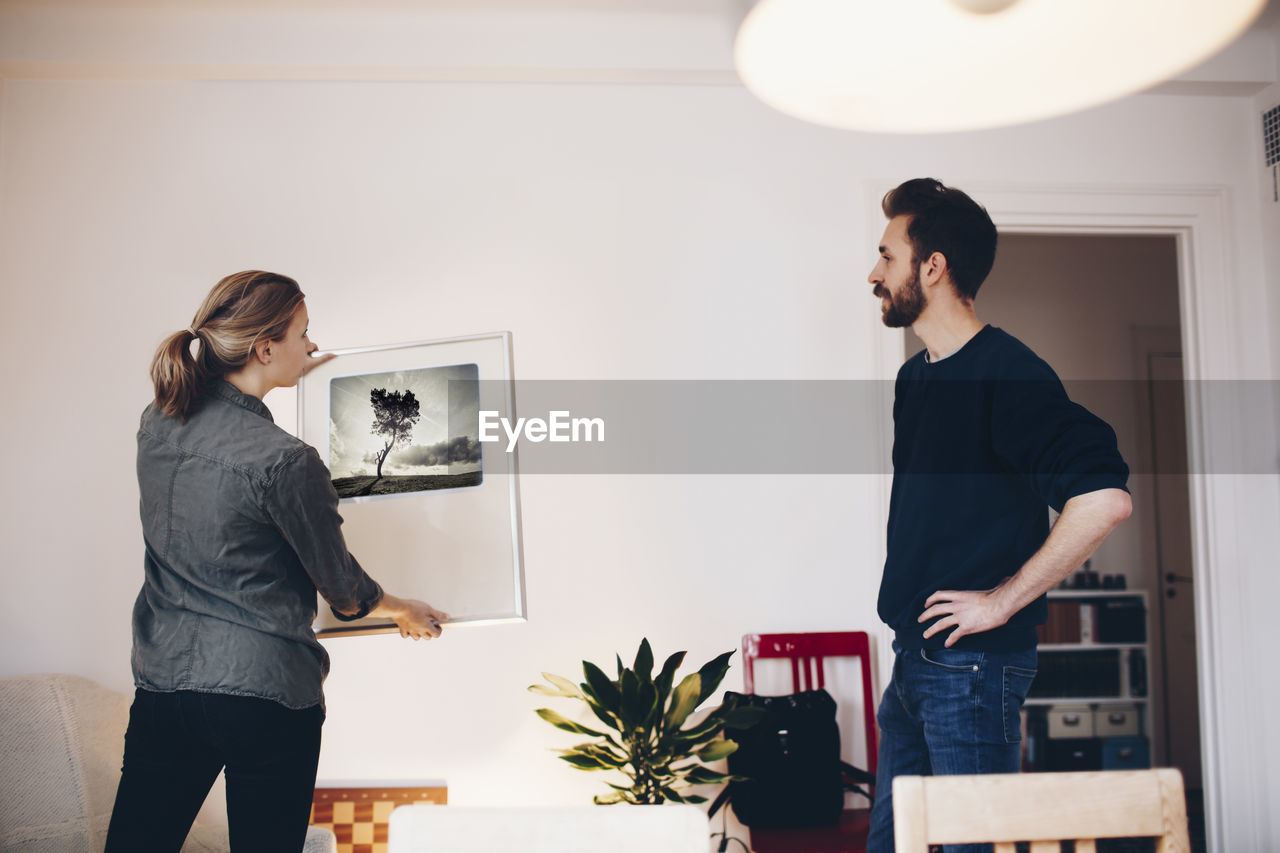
[571,740,627,759]
[618,668,641,732]
[582,661,621,714]
[681,765,734,784]
[529,682,588,699]
[680,794,709,804]
[671,710,725,743]
[534,708,609,737]
[528,684,564,697]
[695,650,734,704]
[653,650,686,705]
[616,653,625,678]
[557,750,615,770]
[541,672,583,697]
[593,791,627,805]
[605,782,639,793]
[638,679,661,730]
[583,697,621,733]
[658,786,687,803]
[577,743,628,768]
[664,672,702,732]
[634,638,654,681]
[696,739,739,762]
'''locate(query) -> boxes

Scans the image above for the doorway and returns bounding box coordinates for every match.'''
[902,233,1204,797]
[1132,330,1202,790]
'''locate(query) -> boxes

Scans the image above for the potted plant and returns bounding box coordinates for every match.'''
[529,638,759,805]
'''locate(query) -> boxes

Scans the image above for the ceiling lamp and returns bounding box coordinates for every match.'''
[734,0,1267,133]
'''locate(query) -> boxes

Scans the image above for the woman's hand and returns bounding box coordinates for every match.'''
[301,350,336,376]
[370,593,450,641]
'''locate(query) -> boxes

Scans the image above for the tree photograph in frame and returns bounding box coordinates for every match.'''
[328,362,483,499]
[298,332,524,636]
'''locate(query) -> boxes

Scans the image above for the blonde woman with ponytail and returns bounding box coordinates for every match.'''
[106,271,448,853]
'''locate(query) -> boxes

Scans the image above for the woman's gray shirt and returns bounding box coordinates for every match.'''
[131,381,383,709]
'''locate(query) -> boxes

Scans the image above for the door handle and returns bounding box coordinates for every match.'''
[1165,572,1193,585]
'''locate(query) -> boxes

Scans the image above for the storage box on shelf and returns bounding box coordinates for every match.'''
[1023,590,1152,774]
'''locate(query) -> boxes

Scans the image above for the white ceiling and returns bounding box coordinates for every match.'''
[1,0,1274,31]
[2,0,1275,41]
[0,0,735,10]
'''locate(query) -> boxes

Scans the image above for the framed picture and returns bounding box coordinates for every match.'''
[298,331,525,636]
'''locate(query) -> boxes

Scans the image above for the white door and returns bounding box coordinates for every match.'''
[1146,350,1202,789]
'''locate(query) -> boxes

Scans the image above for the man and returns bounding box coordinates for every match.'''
[864,178,1132,853]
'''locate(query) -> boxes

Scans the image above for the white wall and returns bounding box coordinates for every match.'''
[1255,78,1280,398]
[1,5,1278,850]
[1250,64,1280,850]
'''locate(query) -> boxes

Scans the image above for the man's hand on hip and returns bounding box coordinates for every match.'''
[919,489,1133,647]
[918,586,1014,648]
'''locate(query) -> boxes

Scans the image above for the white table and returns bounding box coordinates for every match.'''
[388,804,709,853]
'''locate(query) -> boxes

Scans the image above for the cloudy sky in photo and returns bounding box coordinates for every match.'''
[328,362,481,478]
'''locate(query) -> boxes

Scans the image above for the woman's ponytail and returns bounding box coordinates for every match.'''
[150,328,208,420]
[149,271,304,421]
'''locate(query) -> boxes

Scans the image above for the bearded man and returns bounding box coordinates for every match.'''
[864,178,1132,853]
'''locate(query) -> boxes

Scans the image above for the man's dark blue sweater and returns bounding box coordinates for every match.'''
[880,325,1130,652]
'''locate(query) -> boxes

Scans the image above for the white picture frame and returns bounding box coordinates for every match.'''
[297,331,525,636]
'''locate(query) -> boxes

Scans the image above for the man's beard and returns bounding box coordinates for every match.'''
[878,267,925,328]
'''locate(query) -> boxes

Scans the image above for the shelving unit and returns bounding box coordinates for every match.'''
[1023,590,1152,773]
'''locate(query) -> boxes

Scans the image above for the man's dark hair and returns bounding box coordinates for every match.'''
[881,178,998,302]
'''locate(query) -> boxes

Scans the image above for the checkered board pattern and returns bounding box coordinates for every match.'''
[310,785,447,853]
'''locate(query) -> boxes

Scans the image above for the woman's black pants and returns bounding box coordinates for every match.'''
[105,688,324,853]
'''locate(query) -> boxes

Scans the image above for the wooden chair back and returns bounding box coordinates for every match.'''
[892,768,1191,853]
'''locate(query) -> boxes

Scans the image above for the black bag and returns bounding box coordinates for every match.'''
[714,689,874,830]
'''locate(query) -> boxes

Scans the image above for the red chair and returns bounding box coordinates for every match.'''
[741,631,879,853]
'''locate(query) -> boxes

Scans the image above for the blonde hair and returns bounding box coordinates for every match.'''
[150,271,305,420]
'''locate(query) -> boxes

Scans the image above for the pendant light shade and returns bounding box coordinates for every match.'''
[734,0,1267,133]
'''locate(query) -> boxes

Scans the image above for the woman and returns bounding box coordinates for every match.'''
[106,271,447,853]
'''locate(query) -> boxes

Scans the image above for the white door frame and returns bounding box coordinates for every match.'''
[866,182,1264,853]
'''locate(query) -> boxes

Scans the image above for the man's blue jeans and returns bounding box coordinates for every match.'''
[866,642,1037,853]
